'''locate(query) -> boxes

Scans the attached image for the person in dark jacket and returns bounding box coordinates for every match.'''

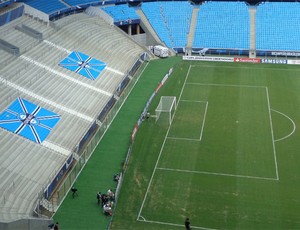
[54,222,59,230]
[185,217,191,230]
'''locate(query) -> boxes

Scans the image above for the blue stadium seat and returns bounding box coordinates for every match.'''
[142,1,192,48]
[256,2,300,51]
[193,1,249,50]
[63,0,101,7]
[23,0,68,14]
[102,4,139,23]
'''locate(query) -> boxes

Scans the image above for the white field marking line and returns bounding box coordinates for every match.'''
[177,65,193,104]
[168,100,208,141]
[182,82,279,181]
[186,82,266,89]
[137,111,172,220]
[167,137,201,141]
[137,219,217,230]
[43,40,72,54]
[179,100,208,140]
[190,64,300,72]
[272,109,296,142]
[200,101,208,141]
[137,65,193,220]
[266,87,279,180]
[20,55,112,97]
[139,216,146,221]
[180,99,207,103]
[157,167,278,181]
[0,76,94,122]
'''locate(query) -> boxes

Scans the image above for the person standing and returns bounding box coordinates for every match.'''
[54,222,59,230]
[107,189,115,201]
[185,217,191,230]
[71,187,78,198]
[97,192,102,205]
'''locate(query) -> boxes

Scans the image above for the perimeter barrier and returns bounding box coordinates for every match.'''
[107,65,175,229]
[34,53,149,217]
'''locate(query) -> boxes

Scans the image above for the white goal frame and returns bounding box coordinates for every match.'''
[155,96,177,125]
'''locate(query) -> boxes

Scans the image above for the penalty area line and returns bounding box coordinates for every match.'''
[265,87,279,180]
[139,216,146,221]
[167,137,201,141]
[271,109,296,142]
[157,167,278,181]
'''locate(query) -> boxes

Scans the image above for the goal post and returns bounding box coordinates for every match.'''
[155,96,177,125]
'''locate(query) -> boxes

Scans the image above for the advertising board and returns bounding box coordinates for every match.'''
[287,60,300,65]
[234,58,261,63]
[183,56,234,62]
[261,59,287,64]
[271,51,300,57]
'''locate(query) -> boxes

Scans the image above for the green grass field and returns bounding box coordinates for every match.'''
[111,60,300,229]
[53,57,182,230]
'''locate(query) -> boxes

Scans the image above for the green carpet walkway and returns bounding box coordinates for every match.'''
[53,57,181,230]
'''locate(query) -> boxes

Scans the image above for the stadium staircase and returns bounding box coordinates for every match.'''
[249,5,256,57]
[40,197,58,213]
[186,5,200,55]
[135,7,163,46]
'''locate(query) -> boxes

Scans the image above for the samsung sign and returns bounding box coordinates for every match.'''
[261,59,287,64]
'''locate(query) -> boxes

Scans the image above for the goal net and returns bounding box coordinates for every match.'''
[155,96,177,125]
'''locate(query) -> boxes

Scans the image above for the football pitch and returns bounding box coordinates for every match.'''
[111,60,300,229]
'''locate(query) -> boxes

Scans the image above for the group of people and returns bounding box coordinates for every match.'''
[95,173,120,216]
[97,188,115,216]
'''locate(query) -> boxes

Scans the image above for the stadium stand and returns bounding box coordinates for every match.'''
[101,4,139,23]
[0,49,15,67]
[0,11,147,225]
[19,16,56,37]
[0,2,24,27]
[0,18,41,53]
[193,1,250,50]
[63,0,102,7]
[22,0,69,15]
[256,1,300,51]
[0,0,14,8]
[141,1,192,48]
[2,0,300,228]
